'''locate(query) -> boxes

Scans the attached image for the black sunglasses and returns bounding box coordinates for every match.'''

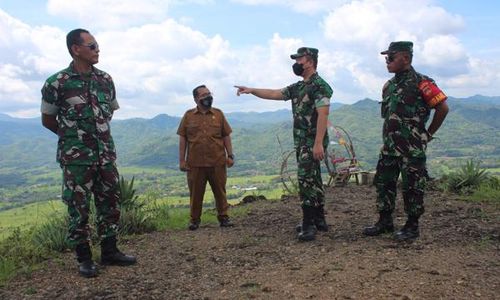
[385,52,408,63]
[385,53,396,62]
[79,42,99,51]
[385,53,396,63]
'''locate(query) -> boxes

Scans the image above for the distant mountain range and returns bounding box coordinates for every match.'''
[0,95,498,180]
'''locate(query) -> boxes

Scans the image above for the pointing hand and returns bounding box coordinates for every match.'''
[234,85,251,96]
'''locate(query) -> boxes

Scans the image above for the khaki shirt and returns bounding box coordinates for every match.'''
[177,107,232,167]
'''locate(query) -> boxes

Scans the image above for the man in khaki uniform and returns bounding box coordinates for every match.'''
[177,85,235,230]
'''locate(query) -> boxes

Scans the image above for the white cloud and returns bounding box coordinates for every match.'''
[46,0,214,29]
[0,10,67,116]
[419,35,468,76]
[47,0,171,29]
[322,0,464,48]
[420,35,466,65]
[318,0,480,101]
[0,64,30,94]
[0,1,499,119]
[0,63,41,114]
[232,0,349,15]
[444,57,500,97]
[93,20,239,118]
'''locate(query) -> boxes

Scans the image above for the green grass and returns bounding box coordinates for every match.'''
[0,162,498,285]
[0,201,64,240]
[0,186,285,242]
[485,167,500,174]
[0,192,257,285]
[149,203,252,231]
[0,227,52,285]
[462,180,500,206]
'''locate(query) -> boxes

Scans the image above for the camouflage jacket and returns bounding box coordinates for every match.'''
[41,63,119,166]
[282,72,333,148]
[380,67,443,157]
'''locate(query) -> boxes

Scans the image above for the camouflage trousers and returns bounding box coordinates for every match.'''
[61,163,121,248]
[296,144,325,208]
[373,155,427,217]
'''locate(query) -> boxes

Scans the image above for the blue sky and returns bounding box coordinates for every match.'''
[0,0,499,119]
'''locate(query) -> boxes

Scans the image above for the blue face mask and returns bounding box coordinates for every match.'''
[200,95,213,108]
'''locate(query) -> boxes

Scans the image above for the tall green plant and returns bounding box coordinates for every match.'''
[118,176,156,235]
[31,215,69,252]
[445,159,490,194]
[120,176,142,210]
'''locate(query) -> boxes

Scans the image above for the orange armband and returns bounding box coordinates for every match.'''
[418,80,447,107]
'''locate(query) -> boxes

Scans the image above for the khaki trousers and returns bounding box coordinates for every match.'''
[187,165,229,223]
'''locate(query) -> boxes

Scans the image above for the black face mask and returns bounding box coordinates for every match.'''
[200,95,213,108]
[292,63,304,76]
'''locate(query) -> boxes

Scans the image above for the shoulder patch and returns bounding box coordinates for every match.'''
[418,80,447,107]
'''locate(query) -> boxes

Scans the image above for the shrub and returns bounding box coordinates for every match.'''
[120,176,142,210]
[0,228,46,283]
[0,178,175,285]
[31,214,69,252]
[444,159,490,194]
[30,176,159,252]
[118,176,157,235]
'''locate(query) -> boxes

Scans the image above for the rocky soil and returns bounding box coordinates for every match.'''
[1,184,499,299]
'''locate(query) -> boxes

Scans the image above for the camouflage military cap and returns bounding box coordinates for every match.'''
[380,41,413,55]
[290,47,319,59]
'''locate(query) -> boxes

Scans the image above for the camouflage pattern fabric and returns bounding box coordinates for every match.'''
[380,66,434,158]
[375,66,441,217]
[41,62,121,247]
[374,155,426,217]
[62,164,121,247]
[296,143,325,208]
[282,72,333,208]
[41,63,119,166]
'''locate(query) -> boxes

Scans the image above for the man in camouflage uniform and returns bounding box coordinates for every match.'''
[41,29,136,278]
[363,41,449,241]
[235,47,333,241]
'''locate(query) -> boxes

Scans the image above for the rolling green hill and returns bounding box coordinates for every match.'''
[0,95,498,192]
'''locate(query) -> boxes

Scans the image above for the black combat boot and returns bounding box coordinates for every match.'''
[394,216,419,241]
[363,211,394,236]
[100,236,137,266]
[314,205,329,232]
[76,243,97,278]
[295,205,328,232]
[219,217,234,228]
[188,220,200,230]
[298,206,317,242]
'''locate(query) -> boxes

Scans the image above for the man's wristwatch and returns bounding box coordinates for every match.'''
[228,154,235,160]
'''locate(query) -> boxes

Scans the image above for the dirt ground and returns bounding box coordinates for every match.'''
[1,184,499,300]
